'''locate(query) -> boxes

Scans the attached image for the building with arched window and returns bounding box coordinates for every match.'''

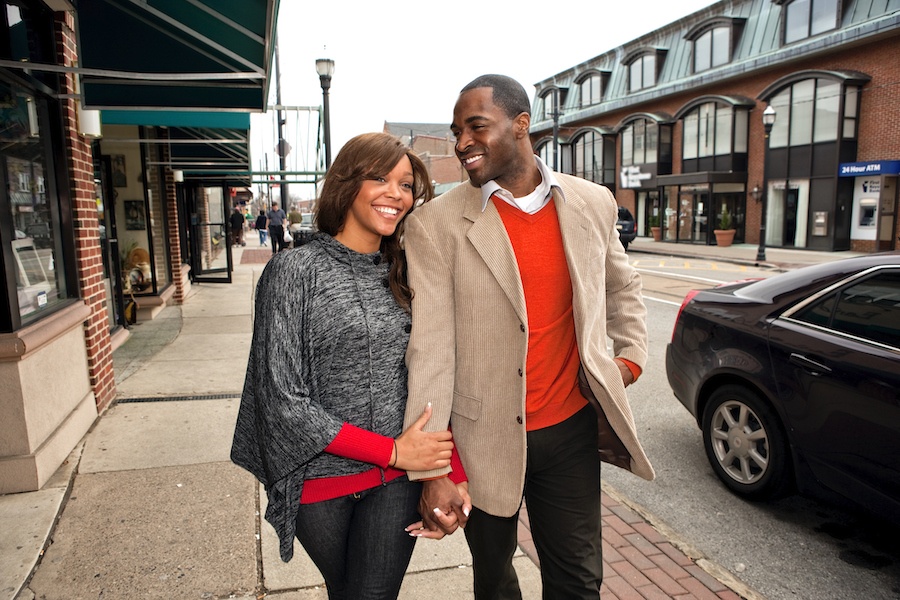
[531,0,899,253]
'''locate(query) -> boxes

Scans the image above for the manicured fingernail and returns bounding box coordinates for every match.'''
[464,508,470,517]
[427,402,432,408]
[433,507,441,515]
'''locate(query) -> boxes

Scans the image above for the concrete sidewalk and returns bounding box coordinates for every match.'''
[0,241,793,600]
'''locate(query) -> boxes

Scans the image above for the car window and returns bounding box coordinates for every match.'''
[793,271,900,348]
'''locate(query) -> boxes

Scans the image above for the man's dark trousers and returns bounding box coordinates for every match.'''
[464,403,602,599]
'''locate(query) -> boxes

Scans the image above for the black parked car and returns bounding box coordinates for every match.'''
[616,207,636,250]
[666,253,900,522]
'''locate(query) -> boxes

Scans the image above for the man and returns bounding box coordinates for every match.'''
[266,202,288,253]
[402,74,654,599]
[229,207,246,247]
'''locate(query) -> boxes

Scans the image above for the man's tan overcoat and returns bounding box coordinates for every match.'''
[403,173,655,517]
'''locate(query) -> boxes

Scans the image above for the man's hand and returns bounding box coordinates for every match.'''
[405,478,470,538]
[613,358,635,387]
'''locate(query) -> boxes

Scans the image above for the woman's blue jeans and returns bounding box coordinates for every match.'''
[295,477,422,599]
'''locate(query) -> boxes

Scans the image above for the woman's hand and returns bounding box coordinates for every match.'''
[391,403,453,471]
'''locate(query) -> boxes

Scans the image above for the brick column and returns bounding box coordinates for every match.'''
[56,13,116,411]
[159,140,191,303]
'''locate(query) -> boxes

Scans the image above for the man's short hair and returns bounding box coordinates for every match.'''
[461,74,531,119]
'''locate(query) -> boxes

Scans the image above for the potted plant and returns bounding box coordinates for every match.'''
[714,206,736,247]
[648,214,662,241]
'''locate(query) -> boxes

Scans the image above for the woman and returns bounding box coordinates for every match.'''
[231,133,468,599]
[254,209,268,246]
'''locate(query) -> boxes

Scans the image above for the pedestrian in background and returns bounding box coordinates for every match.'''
[402,74,653,599]
[255,209,268,246]
[231,132,467,599]
[266,201,288,253]
[229,207,246,247]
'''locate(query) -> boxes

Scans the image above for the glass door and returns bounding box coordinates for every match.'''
[186,185,232,283]
[97,156,127,328]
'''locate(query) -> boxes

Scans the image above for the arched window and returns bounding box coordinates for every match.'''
[573,131,604,183]
[768,77,851,149]
[621,119,658,166]
[679,99,751,172]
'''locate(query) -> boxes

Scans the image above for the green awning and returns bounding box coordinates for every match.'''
[77,0,279,112]
[101,110,250,129]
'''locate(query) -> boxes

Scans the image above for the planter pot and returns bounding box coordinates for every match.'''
[714,229,736,247]
[651,227,662,241]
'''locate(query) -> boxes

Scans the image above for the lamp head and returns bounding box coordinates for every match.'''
[763,105,776,128]
[316,58,335,79]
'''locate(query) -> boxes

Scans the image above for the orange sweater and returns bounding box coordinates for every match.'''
[494,198,588,431]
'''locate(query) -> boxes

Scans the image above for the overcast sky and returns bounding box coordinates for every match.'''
[251,0,718,200]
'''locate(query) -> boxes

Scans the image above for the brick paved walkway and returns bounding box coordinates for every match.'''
[240,248,276,264]
[516,487,750,600]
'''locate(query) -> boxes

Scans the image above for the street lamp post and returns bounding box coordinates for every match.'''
[275,38,288,206]
[551,88,560,172]
[756,105,776,263]
[316,58,335,170]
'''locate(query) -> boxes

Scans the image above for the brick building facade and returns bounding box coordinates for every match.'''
[1,1,277,494]
[529,0,899,254]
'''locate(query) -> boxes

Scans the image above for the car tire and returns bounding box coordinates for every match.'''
[701,385,792,500]
[621,241,629,250]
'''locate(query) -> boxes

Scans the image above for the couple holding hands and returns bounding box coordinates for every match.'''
[232,74,653,600]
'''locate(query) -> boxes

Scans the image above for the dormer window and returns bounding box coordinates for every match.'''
[685,18,745,74]
[630,55,655,92]
[782,0,840,43]
[539,87,566,121]
[576,72,608,108]
[623,49,667,93]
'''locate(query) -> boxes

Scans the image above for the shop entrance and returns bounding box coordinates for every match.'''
[185,185,232,283]
[678,185,711,244]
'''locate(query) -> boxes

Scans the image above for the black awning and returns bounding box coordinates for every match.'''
[76,0,278,111]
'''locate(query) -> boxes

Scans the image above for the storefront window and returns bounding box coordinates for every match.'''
[101,125,171,298]
[1,80,68,326]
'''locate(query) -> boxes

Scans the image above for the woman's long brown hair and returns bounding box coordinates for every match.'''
[315,132,434,311]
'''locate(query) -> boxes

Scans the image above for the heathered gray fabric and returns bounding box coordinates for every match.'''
[231,233,411,562]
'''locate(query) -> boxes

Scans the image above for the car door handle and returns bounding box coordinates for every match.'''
[789,353,832,376]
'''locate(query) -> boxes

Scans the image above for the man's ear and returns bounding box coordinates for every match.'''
[514,112,531,138]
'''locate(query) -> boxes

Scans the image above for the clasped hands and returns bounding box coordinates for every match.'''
[392,403,471,539]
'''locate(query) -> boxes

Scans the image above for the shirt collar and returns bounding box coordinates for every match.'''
[479,155,564,212]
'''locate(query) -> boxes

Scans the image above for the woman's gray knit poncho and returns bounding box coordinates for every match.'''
[231,234,411,562]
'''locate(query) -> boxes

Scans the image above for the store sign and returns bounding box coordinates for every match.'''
[839,160,900,176]
[620,166,653,188]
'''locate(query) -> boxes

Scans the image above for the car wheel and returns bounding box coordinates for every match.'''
[621,241,629,250]
[701,385,792,500]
